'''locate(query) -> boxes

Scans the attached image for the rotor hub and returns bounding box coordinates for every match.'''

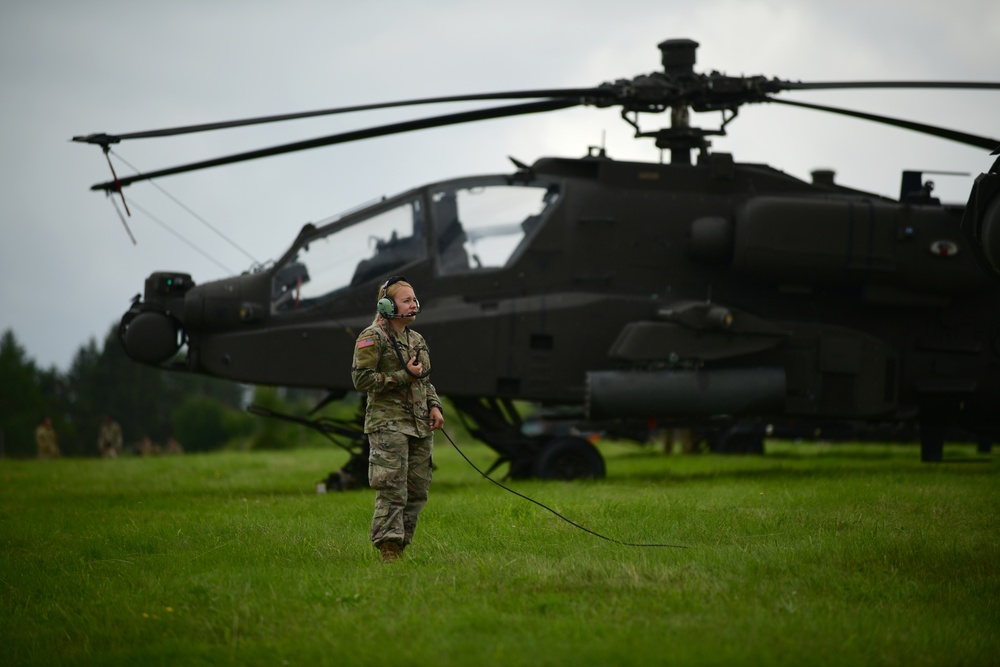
[658,38,699,77]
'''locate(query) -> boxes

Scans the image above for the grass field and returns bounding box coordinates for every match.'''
[1,437,997,666]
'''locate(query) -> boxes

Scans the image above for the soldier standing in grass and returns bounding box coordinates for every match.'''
[35,417,60,459]
[352,276,444,563]
[97,415,124,459]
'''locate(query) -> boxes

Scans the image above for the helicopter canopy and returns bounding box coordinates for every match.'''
[271,175,561,310]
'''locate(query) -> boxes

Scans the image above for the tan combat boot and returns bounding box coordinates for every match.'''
[378,541,401,563]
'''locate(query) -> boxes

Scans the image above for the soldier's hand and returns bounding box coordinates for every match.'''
[406,355,423,380]
[429,406,444,430]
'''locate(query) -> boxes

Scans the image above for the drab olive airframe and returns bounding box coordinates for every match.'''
[75,39,1000,480]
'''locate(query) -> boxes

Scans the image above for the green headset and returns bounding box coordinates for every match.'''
[376,275,418,318]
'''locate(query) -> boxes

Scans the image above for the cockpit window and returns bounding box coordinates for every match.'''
[272,197,424,311]
[270,178,560,312]
[432,182,559,274]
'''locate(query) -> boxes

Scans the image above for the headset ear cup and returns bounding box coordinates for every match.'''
[376,297,396,317]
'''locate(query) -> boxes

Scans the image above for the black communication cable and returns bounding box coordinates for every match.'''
[436,426,690,549]
[373,315,687,548]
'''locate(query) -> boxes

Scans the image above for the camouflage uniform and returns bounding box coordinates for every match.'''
[35,420,60,459]
[352,321,442,550]
[97,419,124,458]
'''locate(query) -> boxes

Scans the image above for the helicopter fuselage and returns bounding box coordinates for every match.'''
[121,151,1000,449]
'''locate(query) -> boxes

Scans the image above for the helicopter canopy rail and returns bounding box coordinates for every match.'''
[75,38,1000,191]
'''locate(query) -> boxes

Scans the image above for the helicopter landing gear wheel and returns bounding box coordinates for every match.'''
[533,437,606,480]
[710,424,765,455]
[920,422,945,463]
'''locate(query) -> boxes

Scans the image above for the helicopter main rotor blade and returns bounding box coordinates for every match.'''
[772,80,1000,93]
[73,88,607,145]
[72,76,1000,147]
[89,98,580,192]
[766,97,1000,151]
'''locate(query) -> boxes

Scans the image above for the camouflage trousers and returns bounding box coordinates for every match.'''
[368,430,433,548]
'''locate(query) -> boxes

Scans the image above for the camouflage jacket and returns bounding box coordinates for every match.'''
[98,421,123,450]
[351,321,442,437]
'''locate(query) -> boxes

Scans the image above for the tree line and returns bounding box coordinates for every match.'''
[0,326,343,458]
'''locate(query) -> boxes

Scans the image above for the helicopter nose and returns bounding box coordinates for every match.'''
[121,311,182,364]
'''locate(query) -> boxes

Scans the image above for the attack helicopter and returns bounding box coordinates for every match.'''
[74,38,1000,481]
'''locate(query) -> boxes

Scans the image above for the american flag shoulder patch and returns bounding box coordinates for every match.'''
[357,337,375,349]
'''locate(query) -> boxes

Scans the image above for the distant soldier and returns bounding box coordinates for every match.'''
[138,436,157,456]
[35,417,60,459]
[97,415,124,458]
[164,437,184,455]
[675,427,697,454]
[659,426,697,454]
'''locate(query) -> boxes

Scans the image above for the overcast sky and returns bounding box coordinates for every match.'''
[1,0,997,372]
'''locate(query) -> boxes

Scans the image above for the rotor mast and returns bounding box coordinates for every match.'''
[658,38,707,165]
